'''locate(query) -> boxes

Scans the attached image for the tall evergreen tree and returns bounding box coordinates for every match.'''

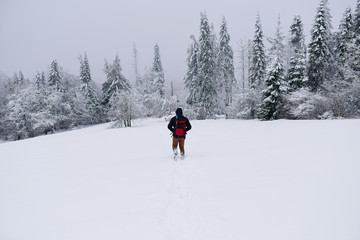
[197,12,217,118]
[307,0,333,91]
[349,1,360,76]
[151,44,165,98]
[184,35,200,105]
[288,15,307,91]
[335,7,354,81]
[79,53,101,123]
[250,13,266,90]
[14,71,25,87]
[259,18,286,120]
[48,59,64,92]
[354,0,360,36]
[132,43,142,88]
[218,16,236,107]
[35,72,46,90]
[102,54,130,106]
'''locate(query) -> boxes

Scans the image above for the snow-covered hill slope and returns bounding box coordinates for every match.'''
[1,118,360,240]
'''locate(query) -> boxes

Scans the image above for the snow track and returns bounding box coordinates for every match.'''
[161,160,194,240]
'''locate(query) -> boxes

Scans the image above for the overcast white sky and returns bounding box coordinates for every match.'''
[0,0,356,86]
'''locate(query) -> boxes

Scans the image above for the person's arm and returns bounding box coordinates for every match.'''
[186,118,192,132]
[168,118,175,132]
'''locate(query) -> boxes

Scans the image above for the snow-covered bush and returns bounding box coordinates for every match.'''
[108,90,147,127]
[285,88,332,119]
[324,80,360,118]
[226,90,261,119]
[142,92,171,118]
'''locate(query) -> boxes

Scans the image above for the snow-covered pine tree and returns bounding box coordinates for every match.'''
[132,43,142,88]
[14,71,26,87]
[335,7,354,82]
[354,0,360,36]
[102,54,130,106]
[287,15,307,91]
[35,72,46,91]
[197,12,217,119]
[347,2,360,77]
[307,0,333,92]
[218,16,236,107]
[249,13,266,90]
[184,35,200,105]
[151,44,165,98]
[259,17,286,120]
[48,59,64,92]
[79,53,101,124]
[268,16,286,70]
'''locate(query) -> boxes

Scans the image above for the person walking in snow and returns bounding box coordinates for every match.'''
[168,108,192,159]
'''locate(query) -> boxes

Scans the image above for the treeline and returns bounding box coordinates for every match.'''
[1,0,360,142]
[185,0,360,120]
[0,45,177,141]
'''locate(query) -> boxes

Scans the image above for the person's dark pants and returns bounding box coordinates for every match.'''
[172,137,185,155]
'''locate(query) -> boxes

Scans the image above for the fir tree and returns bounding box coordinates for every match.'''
[151,44,165,98]
[307,0,333,91]
[48,59,64,92]
[184,35,200,105]
[102,54,130,106]
[197,12,217,119]
[250,13,266,90]
[335,7,354,81]
[258,56,285,120]
[79,53,101,123]
[288,15,307,91]
[132,43,142,88]
[218,17,236,107]
[14,71,25,87]
[354,0,360,36]
[259,18,286,120]
[35,72,46,90]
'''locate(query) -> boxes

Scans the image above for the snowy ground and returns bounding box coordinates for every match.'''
[1,118,360,240]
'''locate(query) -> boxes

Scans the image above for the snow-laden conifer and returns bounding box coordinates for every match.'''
[259,18,286,120]
[288,15,307,91]
[354,0,360,36]
[151,44,165,98]
[218,17,236,107]
[48,59,64,92]
[334,7,355,82]
[132,43,142,88]
[249,13,266,90]
[184,35,200,105]
[197,12,217,119]
[78,53,101,124]
[307,0,333,91]
[102,54,130,106]
[35,72,46,91]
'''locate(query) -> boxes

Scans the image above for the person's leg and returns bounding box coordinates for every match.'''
[172,137,179,152]
[179,138,185,156]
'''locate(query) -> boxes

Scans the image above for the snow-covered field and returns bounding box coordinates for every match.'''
[1,118,360,240]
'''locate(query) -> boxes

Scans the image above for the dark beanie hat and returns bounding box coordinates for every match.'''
[176,108,183,116]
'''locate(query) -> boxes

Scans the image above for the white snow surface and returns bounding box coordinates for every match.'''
[1,118,360,240]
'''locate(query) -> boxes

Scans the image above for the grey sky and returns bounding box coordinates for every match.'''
[0,0,356,86]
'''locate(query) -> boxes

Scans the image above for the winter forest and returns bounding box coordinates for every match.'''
[1,0,360,141]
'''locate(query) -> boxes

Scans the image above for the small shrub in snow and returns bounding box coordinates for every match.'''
[226,90,261,119]
[286,88,332,119]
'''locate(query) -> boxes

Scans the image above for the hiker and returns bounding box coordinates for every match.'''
[168,108,192,159]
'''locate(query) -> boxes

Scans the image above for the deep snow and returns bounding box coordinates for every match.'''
[1,118,360,240]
